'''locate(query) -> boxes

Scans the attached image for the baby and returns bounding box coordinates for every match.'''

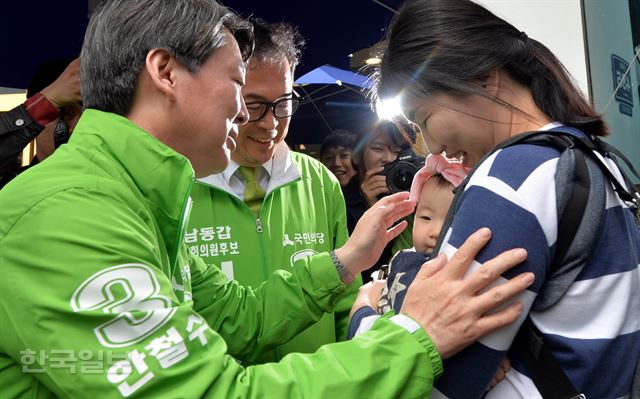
[347,154,467,335]
[348,154,509,391]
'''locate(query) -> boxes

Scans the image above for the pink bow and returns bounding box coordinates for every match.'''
[409,154,470,201]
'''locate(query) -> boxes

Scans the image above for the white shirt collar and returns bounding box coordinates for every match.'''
[262,157,274,179]
[221,157,273,185]
[222,158,241,184]
[197,141,300,198]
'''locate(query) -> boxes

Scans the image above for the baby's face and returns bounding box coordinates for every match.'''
[412,178,455,253]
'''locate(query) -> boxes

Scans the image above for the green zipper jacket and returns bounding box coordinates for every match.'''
[0,109,442,398]
[187,144,360,364]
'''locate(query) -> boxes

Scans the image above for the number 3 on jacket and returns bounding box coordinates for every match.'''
[70,264,177,348]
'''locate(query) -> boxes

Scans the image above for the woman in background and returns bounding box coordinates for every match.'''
[343,121,413,281]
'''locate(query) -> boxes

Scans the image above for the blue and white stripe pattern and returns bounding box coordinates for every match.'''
[346,251,429,340]
[431,126,640,398]
[348,306,380,339]
[345,126,640,398]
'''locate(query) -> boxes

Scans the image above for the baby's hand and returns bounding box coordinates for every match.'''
[487,357,511,391]
[349,280,386,319]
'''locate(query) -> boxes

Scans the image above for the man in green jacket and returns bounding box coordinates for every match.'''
[187,18,360,364]
[0,0,534,397]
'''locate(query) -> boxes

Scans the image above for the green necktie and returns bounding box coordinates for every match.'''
[239,166,265,217]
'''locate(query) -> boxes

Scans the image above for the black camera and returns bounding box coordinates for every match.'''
[378,149,425,193]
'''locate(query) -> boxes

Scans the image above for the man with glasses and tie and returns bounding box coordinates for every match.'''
[186,18,360,365]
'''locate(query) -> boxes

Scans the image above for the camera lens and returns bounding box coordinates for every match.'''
[391,168,415,192]
[378,149,425,194]
[386,162,420,193]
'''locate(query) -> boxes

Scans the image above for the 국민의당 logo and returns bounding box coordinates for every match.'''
[70,264,176,348]
[290,249,318,267]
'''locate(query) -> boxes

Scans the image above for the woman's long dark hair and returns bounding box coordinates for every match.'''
[374,0,608,136]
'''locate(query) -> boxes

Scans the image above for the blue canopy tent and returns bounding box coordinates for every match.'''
[295,64,373,88]
[294,65,374,133]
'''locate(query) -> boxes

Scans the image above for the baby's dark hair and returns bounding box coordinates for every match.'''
[415,174,455,209]
[414,174,455,219]
[430,174,454,192]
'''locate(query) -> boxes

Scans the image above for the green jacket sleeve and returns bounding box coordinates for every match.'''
[329,176,362,341]
[190,251,346,361]
[0,188,441,398]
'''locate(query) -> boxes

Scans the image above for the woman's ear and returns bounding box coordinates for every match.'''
[481,69,501,96]
[415,133,429,156]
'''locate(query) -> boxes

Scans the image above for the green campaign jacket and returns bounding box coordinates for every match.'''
[188,144,360,363]
[0,109,442,398]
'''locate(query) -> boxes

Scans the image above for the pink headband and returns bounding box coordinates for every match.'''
[409,154,470,202]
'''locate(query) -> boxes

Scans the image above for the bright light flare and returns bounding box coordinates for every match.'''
[376,97,404,121]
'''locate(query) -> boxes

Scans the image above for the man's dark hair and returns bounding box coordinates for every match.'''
[320,130,356,158]
[81,0,253,116]
[249,18,305,72]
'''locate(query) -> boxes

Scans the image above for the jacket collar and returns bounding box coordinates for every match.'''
[73,109,195,267]
[198,140,301,197]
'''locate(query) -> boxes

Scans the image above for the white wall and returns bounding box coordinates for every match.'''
[0,90,26,112]
[476,0,590,97]
[476,0,639,181]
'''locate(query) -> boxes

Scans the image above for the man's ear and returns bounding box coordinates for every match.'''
[145,48,178,102]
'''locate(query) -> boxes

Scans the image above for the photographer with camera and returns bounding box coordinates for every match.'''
[343,121,423,282]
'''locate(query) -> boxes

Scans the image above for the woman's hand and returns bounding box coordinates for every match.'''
[335,192,416,282]
[400,228,534,359]
[360,166,389,207]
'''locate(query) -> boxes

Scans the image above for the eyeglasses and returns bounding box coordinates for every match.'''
[245,97,300,122]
